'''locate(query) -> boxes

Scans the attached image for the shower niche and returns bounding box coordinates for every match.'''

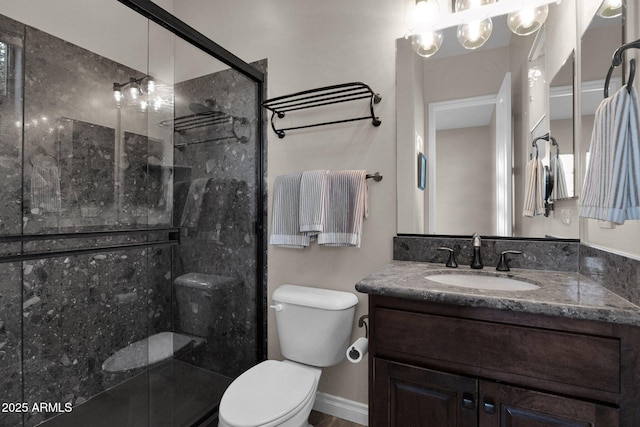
[0,2,265,426]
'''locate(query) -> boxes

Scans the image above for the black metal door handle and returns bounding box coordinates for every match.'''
[461,392,475,410]
[483,400,496,414]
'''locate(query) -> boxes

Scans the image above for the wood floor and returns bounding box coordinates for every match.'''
[308,410,365,427]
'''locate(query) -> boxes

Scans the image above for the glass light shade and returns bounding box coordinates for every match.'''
[407,0,440,33]
[410,31,443,57]
[113,87,123,104]
[457,18,492,49]
[454,0,496,12]
[146,78,156,94]
[597,0,622,18]
[128,83,140,100]
[507,5,549,36]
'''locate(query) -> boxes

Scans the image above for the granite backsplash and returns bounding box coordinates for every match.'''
[394,235,640,308]
[394,235,580,272]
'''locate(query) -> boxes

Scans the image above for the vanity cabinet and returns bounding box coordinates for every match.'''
[368,295,640,427]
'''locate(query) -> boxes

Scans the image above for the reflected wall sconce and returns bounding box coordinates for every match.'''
[113,75,155,109]
[406,0,559,57]
[455,0,495,50]
[597,0,622,18]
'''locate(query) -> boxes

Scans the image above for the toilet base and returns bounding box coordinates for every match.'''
[218,361,320,427]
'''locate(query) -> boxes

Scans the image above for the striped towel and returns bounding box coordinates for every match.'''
[580,85,640,223]
[269,173,309,248]
[627,87,640,220]
[522,158,544,217]
[30,165,61,214]
[299,170,329,237]
[550,154,569,200]
[318,170,368,247]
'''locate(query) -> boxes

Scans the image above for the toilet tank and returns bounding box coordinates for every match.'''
[272,285,358,367]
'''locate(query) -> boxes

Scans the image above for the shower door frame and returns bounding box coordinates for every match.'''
[116,0,268,362]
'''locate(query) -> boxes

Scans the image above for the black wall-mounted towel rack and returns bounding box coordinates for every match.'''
[604,38,640,97]
[160,111,236,133]
[262,82,382,138]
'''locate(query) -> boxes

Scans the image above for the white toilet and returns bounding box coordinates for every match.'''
[218,284,358,427]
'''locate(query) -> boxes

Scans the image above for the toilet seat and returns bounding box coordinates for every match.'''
[219,360,319,427]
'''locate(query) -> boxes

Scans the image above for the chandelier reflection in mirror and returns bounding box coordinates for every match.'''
[406,0,557,58]
[112,75,173,112]
[597,0,622,18]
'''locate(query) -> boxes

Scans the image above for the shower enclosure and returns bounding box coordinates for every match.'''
[0,1,266,426]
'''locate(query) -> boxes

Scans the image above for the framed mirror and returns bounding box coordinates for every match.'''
[396,2,578,238]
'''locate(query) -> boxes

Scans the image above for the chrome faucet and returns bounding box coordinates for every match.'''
[470,233,483,269]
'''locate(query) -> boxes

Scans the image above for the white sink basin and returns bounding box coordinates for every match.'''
[424,273,540,291]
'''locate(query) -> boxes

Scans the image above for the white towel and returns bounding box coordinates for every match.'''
[30,165,61,214]
[580,85,640,223]
[550,154,569,201]
[299,170,329,237]
[318,170,368,247]
[522,158,544,217]
[269,173,309,248]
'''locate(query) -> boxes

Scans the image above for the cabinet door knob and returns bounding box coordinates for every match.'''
[483,400,496,414]
[461,392,475,410]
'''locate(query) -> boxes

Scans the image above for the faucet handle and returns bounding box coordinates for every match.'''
[496,250,523,272]
[437,247,458,268]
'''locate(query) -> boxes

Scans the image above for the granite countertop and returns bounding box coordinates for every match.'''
[355,260,640,326]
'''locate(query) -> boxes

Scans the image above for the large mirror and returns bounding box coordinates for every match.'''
[397,2,579,238]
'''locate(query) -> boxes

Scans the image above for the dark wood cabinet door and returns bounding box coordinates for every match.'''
[372,358,478,427]
[479,381,619,427]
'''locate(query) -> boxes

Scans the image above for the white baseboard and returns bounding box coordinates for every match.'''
[313,392,368,426]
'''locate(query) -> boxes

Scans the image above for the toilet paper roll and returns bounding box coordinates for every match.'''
[346,337,368,363]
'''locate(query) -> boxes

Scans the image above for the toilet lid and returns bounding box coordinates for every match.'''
[219,360,317,427]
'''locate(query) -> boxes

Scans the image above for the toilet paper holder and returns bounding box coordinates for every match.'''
[347,315,369,363]
[358,314,369,338]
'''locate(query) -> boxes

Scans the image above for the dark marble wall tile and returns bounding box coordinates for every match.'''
[394,235,580,272]
[0,262,22,427]
[579,245,640,307]
[21,248,162,426]
[0,14,24,236]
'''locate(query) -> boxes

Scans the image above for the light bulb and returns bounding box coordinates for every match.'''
[407,0,440,33]
[508,5,549,36]
[129,84,140,100]
[410,31,443,57]
[598,0,622,18]
[147,78,156,94]
[113,83,123,104]
[457,18,492,49]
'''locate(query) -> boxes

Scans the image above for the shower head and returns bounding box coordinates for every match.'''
[189,99,216,115]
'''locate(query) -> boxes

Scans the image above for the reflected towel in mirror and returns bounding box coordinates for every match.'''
[180,178,210,228]
[550,154,569,201]
[522,158,544,217]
